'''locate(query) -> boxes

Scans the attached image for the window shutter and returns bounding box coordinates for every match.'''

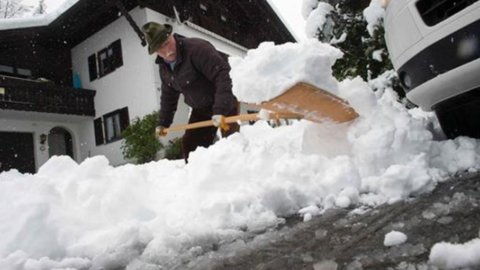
[119,107,130,131]
[93,117,104,145]
[110,39,123,69]
[88,54,98,81]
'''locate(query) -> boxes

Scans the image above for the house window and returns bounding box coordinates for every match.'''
[88,39,123,81]
[104,111,122,142]
[17,68,32,77]
[98,48,112,77]
[0,65,14,74]
[93,107,130,145]
[0,64,32,78]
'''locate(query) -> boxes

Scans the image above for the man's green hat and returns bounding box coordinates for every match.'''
[142,22,173,55]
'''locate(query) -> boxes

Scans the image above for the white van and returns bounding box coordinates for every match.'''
[384,0,480,138]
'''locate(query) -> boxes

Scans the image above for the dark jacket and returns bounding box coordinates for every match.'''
[156,34,237,127]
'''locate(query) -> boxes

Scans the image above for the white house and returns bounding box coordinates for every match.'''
[0,0,295,173]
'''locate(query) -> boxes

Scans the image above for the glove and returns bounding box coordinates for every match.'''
[155,126,168,137]
[212,114,229,131]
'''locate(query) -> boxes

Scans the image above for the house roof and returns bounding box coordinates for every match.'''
[0,0,296,50]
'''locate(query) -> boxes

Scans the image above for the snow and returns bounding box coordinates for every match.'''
[363,0,386,36]
[429,238,480,269]
[22,0,70,15]
[384,231,408,247]
[0,0,78,30]
[313,260,338,270]
[372,49,384,62]
[1,38,480,269]
[1,0,480,268]
[301,0,321,20]
[304,2,333,39]
[229,39,342,103]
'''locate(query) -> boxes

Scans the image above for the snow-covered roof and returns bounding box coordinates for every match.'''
[0,0,294,50]
[0,0,78,31]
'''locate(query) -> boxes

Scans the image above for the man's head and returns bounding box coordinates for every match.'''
[142,22,176,61]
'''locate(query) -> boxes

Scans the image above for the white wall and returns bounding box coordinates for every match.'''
[71,7,159,165]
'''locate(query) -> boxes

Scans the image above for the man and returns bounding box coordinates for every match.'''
[142,22,239,162]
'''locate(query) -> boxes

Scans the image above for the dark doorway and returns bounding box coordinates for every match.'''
[48,127,74,159]
[0,132,35,173]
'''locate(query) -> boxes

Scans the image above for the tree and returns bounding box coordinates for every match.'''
[121,111,163,164]
[0,0,32,18]
[304,0,403,97]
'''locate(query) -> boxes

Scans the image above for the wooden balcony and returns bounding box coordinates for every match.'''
[0,75,95,117]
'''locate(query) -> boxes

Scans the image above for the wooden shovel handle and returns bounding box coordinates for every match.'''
[164,112,301,133]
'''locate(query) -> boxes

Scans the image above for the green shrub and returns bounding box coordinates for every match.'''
[164,137,183,160]
[121,111,163,164]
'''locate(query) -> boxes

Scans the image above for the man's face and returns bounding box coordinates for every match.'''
[156,35,177,62]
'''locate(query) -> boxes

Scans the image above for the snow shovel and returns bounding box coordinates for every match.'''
[161,111,301,134]
[258,82,358,123]
[160,82,357,135]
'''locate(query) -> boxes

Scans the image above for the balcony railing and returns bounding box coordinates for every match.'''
[0,75,96,117]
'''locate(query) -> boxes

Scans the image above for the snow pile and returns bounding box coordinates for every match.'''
[229,39,342,103]
[429,238,480,269]
[1,39,480,269]
[384,231,408,247]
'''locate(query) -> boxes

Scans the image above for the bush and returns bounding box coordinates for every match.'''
[121,111,163,164]
[164,137,183,160]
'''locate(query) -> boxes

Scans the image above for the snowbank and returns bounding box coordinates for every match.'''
[1,39,480,269]
[430,238,480,269]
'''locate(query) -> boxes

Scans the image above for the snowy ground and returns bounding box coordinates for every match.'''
[1,40,480,270]
[187,172,480,270]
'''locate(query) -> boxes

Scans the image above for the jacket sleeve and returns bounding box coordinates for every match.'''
[190,41,236,115]
[158,76,180,128]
